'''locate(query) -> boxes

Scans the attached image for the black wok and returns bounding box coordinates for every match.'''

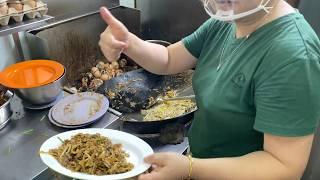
[97,69,165,113]
[98,69,196,135]
[122,85,196,135]
[97,69,194,112]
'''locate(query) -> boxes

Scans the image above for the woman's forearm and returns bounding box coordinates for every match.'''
[192,151,299,180]
[124,33,171,75]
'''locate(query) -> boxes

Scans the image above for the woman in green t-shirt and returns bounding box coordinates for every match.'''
[99,0,320,179]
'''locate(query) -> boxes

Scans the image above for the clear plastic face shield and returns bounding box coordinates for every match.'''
[202,0,273,22]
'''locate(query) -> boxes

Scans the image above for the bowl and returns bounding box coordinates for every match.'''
[14,70,65,105]
[0,60,65,89]
[0,90,13,130]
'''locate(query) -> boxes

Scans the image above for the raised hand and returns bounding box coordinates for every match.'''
[99,7,129,61]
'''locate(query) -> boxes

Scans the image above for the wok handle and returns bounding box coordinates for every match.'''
[108,107,122,117]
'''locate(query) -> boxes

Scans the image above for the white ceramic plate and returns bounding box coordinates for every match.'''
[47,107,92,129]
[39,128,153,180]
[51,92,109,126]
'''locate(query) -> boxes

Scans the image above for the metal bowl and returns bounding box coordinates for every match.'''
[14,70,65,105]
[0,90,13,130]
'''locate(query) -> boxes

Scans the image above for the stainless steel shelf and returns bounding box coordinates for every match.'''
[0,15,54,36]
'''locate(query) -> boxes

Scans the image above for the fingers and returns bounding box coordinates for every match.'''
[138,171,163,180]
[139,153,187,180]
[99,44,122,62]
[99,47,121,62]
[144,153,167,166]
[99,28,128,62]
[100,33,127,49]
[151,164,160,171]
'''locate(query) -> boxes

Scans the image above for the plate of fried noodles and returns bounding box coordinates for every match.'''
[39,128,153,180]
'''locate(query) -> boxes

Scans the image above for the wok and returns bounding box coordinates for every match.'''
[97,69,165,113]
[122,85,196,134]
[98,69,196,135]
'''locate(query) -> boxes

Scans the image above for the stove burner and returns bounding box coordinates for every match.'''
[121,122,191,145]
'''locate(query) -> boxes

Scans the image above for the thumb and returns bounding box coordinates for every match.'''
[100,7,129,42]
[100,7,119,26]
[144,153,167,166]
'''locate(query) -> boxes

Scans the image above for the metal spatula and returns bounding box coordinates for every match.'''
[146,95,196,108]
[156,95,196,103]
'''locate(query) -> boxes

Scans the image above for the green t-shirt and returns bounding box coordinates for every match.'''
[183,13,320,158]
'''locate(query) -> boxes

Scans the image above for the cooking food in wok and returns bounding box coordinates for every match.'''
[141,99,197,121]
[140,89,197,121]
[98,69,194,113]
[98,69,165,113]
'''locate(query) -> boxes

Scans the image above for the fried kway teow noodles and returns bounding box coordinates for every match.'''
[46,133,134,175]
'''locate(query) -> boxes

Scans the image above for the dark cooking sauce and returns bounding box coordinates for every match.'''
[0,89,8,107]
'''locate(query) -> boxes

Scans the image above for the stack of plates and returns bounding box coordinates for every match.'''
[48,92,109,129]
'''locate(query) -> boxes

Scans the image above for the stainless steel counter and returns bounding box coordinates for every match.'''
[0,94,189,180]
[0,94,121,180]
[32,138,189,180]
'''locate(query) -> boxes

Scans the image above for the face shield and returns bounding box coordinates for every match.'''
[202,0,273,22]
